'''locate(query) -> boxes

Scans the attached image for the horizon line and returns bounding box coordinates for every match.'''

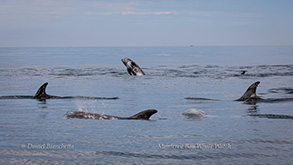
[1,44,293,48]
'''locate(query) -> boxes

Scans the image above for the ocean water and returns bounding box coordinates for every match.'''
[0,46,292,164]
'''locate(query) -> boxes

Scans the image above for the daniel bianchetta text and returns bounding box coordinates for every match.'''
[157,143,232,150]
[21,143,74,150]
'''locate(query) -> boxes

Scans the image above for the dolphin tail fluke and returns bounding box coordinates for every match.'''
[128,109,158,120]
[33,82,48,99]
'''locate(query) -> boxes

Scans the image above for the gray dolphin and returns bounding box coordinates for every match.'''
[235,81,262,102]
[66,109,157,120]
[33,82,60,100]
[121,58,145,76]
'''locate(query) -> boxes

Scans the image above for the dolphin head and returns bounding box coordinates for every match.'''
[121,58,131,66]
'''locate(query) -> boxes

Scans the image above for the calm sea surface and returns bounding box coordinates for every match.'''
[0,46,292,164]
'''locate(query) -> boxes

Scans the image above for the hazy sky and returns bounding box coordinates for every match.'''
[0,0,292,47]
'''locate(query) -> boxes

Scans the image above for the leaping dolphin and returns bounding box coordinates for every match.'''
[66,109,157,120]
[121,58,145,76]
[235,81,262,102]
[33,82,60,100]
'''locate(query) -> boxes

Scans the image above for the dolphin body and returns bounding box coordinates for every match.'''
[235,81,262,103]
[32,82,119,100]
[121,58,145,76]
[66,109,157,120]
[33,82,60,100]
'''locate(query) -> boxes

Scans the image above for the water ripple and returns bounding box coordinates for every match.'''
[95,150,265,160]
[1,64,292,79]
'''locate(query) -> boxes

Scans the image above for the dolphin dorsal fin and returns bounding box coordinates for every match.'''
[236,81,260,101]
[34,82,48,98]
[129,109,158,120]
